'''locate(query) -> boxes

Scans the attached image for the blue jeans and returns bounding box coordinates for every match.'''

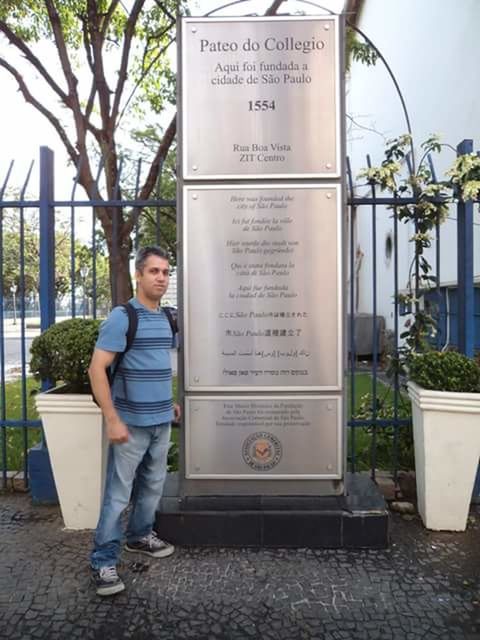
[90,423,171,569]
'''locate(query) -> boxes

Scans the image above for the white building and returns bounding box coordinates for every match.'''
[346,0,480,344]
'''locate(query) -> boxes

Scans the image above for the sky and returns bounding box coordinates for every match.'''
[0,0,345,204]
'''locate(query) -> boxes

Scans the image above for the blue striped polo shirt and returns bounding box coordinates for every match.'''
[95,298,174,427]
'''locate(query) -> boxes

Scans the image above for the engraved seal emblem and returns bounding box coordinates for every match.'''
[242,432,282,471]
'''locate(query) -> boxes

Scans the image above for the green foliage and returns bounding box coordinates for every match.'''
[0,427,42,472]
[447,152,480,202]
[346,26,378,71]
[0,376,40,421]
[0,207,70,297]
[358,134,452,373]
[0,1,178,126]
[0,1,182,300]
[0,377,41,471]
[130,126,177,261]
[0,207,110,308]
[408,351,480,393]
[359,134,480,382]
[29,319,101,392]
[167,438,179,473]
[74,242,111,311]
[352,392,414,471]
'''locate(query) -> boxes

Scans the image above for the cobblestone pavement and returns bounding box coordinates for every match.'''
[0,493,479,640]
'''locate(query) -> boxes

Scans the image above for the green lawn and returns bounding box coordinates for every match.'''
[0,377,42,472]
[346,372,413,472]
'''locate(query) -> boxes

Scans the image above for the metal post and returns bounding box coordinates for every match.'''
[456,140,475,357]
[39,147,55,336]
[29,147,58,500]
[80,265,89,318]
[10,283,17,325]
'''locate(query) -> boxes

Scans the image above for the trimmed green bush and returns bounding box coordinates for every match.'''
[408,351,480,393]
[29,318,101,392]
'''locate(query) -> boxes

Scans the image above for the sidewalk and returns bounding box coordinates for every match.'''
[2,317,41,338]
[0,492,479,640]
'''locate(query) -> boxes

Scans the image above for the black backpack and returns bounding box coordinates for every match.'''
[105,302,178,389]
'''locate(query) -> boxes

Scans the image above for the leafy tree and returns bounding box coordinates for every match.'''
[0,207,110,310]
[1,208,70,297]
[0,0,285,303]
[74,241,111,314]
[130,124,176,259]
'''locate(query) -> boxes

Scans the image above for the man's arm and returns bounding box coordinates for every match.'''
[88,348,129,444]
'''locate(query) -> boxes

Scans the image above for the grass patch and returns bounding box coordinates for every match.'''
[0,377,42,471]
[347,373,413,472]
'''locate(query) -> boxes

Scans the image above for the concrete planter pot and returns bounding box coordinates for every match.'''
[407,381,480,531]
[35,388,107,530]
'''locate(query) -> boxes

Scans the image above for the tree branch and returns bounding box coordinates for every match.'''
[80,13,95,73]
[87,0,113,130]
[131,0,286,217]
[82,2,120,123]
[79,12,98,122]
[111,0,146,127]
[43,0,99,203]
[265,0,285,16]
[116,31,175,129]
[121,112,176,238]
[100,0,121,39]
[0,20,69,103]
[153,0,176,24]
[44,0,81,109]
[0,57,78,164]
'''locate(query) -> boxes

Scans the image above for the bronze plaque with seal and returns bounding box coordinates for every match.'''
[185,395,342,479]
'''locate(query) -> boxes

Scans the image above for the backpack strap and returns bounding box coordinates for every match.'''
[110,302,138,384]
[162,306,178,348]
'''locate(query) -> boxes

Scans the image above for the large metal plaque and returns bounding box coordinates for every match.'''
[181,16,341,179]
[186,396,342,479]
[183,184,342,391]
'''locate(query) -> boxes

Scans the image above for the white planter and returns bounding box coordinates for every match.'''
[407,381,480,531]
[35,389,108,530]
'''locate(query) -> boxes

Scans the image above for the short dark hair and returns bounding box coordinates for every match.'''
[135,246,169,273]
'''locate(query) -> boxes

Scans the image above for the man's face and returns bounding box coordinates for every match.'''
[135,255,170,302]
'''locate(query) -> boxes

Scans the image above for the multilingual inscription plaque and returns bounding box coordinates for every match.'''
[181,16,341,179]
[186,396,342,479]
[184,184,342,391]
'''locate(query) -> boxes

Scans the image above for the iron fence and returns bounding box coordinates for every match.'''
[0,143,478,493]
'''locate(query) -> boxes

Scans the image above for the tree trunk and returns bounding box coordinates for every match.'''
[108,243,133,306]
[94,204,134,306]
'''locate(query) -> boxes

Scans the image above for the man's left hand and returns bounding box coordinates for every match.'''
[174,403,181,422]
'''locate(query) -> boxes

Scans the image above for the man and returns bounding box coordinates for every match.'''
[88,245,179,596]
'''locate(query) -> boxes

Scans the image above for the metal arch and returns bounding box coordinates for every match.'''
[202,0,414,172]
[286,0,336,14]
[345,20,415,172]
[205,0,338,16]
[204,0,259,16]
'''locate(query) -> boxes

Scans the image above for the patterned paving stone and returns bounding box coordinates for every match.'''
[0,493,479,639]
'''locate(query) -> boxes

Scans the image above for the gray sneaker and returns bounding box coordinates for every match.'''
[92,566,125,596]
[125,532,175,558]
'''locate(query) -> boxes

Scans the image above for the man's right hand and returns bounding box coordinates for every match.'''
[105,418,129,444]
